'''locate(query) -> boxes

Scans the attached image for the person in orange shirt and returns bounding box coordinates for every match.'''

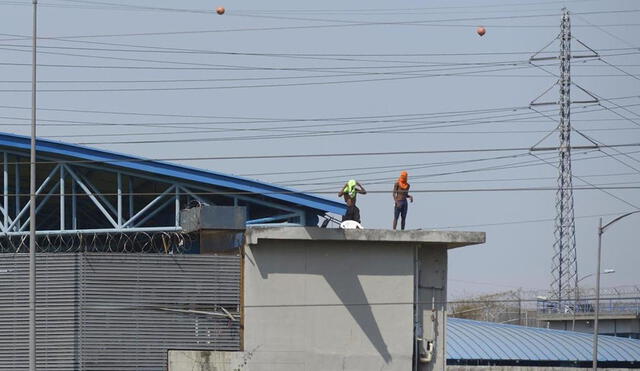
[392,171,413,230]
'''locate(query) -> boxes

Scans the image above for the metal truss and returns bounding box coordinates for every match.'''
[530,9,598,309]
[550,9,579,308]
[1,149,307,238]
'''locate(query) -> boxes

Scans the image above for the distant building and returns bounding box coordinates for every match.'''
[537,289,640,339]
[447,318,640,370]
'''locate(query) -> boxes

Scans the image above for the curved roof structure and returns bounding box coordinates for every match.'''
[448,318,640,366]
[0,133,346,251]
[0,133,345,216]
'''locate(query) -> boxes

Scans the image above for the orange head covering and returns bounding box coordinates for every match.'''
[397,171,409,189]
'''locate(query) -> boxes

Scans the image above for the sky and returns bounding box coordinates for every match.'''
[0,0,638,298]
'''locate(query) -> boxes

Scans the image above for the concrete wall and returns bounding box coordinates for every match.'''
[243,239,416,370]
[168,351,246,371]
[418,246,448,371]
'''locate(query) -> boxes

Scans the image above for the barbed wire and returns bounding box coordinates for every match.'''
[0,230,194,254]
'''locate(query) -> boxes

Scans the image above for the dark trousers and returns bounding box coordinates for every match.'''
[343,205,361,223]
[394,199,408,230]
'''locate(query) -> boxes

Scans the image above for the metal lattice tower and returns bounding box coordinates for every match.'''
[551,9,578,306]
[530,8,599,309]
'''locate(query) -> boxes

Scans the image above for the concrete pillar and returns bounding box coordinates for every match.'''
[417,245,447,371]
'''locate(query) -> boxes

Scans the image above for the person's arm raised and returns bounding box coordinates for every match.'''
[356,182,367,195]
[338,183,347,197]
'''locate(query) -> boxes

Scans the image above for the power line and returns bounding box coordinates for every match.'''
[530,152,640,210]
[1,8,638,44]
[44,0,640,17]
[434,210,639,230]
[40,126,640,140]
[46,0,604,14]
[3,185,639,198]
[0,104,544,132]
[4,144,639,167]
[3,73,639,85]
[0,65,552,92]
[0,94,635,124]
[288,152,541,185]
[8,36,636,58]
[574,13,638,50]
[295,149,640,188]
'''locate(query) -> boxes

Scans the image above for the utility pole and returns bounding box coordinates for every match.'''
[593,211,640,371]
[29,0,38,370]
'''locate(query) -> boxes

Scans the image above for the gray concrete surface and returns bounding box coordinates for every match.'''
[245,226,485,249]
[244,239,415,370]
[168,350,246,371]
[241,227,484,371]
[417,246,448,371]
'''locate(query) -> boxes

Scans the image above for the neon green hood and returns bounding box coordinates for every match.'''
[344,179,357,198]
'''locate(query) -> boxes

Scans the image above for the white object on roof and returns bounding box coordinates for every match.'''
[340,220,364,229]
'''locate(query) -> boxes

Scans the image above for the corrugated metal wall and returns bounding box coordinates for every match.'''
[0,254,80,370]
[0,253,241,371]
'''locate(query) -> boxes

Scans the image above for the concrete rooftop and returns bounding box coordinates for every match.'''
[246,226,485,249]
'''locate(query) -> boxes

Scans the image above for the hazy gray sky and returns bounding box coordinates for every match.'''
[1,0,638,297]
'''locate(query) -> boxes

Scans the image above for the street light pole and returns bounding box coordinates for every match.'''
[592,218,603,371]
[29,1,38,370]
[572,269,614,332]
[593,210,640,371]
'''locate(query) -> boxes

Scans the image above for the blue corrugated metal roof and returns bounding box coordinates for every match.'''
[0,133,347,215]
[447,318,640,362]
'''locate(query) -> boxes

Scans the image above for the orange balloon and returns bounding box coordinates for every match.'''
[216,7,225,15]
[477,26,486,36]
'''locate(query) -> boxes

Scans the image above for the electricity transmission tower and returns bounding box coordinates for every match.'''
[529,8,598,309]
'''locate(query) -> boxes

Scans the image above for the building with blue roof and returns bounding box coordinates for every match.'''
[0,133,487,370]
[0,132,346,252]
[447,318,640,368]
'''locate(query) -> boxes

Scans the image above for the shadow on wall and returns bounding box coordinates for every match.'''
[250,239,416,364]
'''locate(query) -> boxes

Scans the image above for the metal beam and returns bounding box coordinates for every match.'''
[122,185,175,228]
[181,183,298,214]
[136,194,177,228]
[6,164,60,232]
[117,172,122,227]
[63,164,118,228]
[179,186,209,206]
[72,167,117,216]
[20,182,59,232]
[59,165,64,231]
[3,152,7,231]
[128,176,133,220]
[15,156,20,229]
[174,187,180,227]
[246,213,301,225]
[71,178,77,230]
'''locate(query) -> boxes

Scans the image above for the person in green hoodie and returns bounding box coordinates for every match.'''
[338,179,367,223]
